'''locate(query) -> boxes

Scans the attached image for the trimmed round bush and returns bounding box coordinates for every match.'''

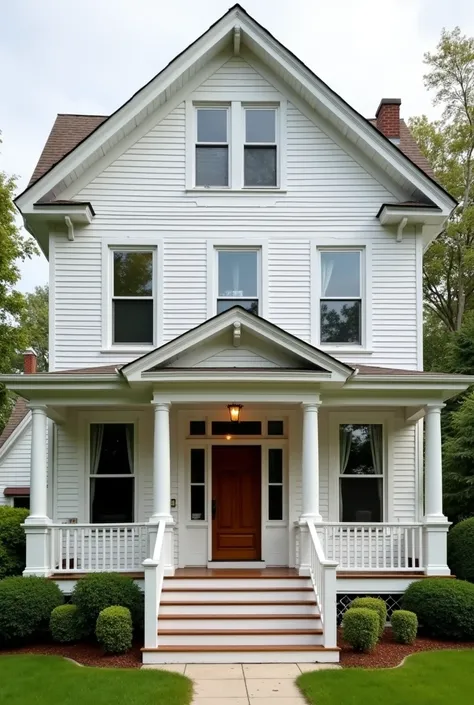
[72,572,143,634]
[96,606,133,654]
[343,607,379,652]
[0,507,29,578]
[0,576,64,645]
[350,597,387,636]
[391,610,418,644]
[448,518,474,583]
[50,604,84,643]
[402,578,474,640]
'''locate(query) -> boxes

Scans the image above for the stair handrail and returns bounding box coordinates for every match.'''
[143,520,167,650]
[306,519,338,649]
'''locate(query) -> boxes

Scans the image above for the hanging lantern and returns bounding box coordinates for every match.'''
[227,403,243,423]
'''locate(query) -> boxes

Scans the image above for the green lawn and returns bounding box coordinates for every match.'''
[0,655,192,705]
[297,650,474,705]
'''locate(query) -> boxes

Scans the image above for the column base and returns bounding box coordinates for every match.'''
[423,520,451,576]
[299,514,323,523]
[23,523,52,577]
[148,514,174,525]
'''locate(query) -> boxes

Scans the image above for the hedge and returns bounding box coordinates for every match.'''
[96,606,133,654]
[402,578,474,640]
[72,573,143,634]
[343,607,379,652]
[0,576,64,645]
[350,596,387,636]
[391,610,418,644]
[50,604,85,643]
[448,518,474,583]
[0,507,29,578]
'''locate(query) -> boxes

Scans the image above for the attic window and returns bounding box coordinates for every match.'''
[195,108,229,187]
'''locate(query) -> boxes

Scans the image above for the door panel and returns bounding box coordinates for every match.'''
[212,446,261,561]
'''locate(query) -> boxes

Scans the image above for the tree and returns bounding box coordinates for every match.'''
[17,286,49,372]
[443,391,474,522]
[409,28,474,333]
[0,134,38,431]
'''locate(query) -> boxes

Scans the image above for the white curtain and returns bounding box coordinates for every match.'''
[125,425,134,474]
[232,260,242,296]
[339,425,352,520]
[321,256,335,297]
[369,425,383,474]
[90,424,104,508]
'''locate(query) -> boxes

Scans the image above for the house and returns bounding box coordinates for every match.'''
[3,4,472,664]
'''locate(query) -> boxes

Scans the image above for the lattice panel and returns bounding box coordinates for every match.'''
[337,593,404,624]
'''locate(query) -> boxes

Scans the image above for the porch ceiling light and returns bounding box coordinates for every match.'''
[227,403,243,423]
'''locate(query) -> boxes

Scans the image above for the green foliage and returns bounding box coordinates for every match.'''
[350,596,387,636]
[443,394,474,521]
[343,607,379,652]
[0,576,64,644]
[402,578,474,639]
[391,610,418,644]
[16,286,49,372]
[95,606,133,654]
[50,605,84,643]
[0,506,29,578]
[72,572,143,634]
[447,518,474,581]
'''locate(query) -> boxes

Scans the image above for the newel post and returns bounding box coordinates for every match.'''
[143,558,159,650]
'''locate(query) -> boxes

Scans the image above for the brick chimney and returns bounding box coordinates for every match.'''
[375,99,401,142]
[22,348,37,375]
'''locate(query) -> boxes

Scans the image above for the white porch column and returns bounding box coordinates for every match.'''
[423,403,450,576]
[24,405,51,576]
[150,401,174,576]
[298,401,322,575]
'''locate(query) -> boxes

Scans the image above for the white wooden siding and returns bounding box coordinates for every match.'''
[49,55,419,371]
[0,422,32,506]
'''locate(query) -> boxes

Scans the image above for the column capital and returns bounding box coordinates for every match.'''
[28,404,48,414]
[152,401,171,411]
[301,400,322,412]
[425,403,445,415]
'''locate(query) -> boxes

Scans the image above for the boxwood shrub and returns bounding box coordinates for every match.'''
[0,507,29,578]
[391,610,418,644]
[343,607,379,652]
[0,576,64,645]
[96,606,133,654]
[72,572,143,634]
[448,518,474,583]
[402,578,474,640]
[50,604,84,643]
[350,596,387,636]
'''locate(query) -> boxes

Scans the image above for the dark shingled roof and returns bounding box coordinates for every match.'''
[368,118,435,178]
[0,398,30,449]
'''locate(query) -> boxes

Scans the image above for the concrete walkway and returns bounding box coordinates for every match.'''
[143,662,340,704]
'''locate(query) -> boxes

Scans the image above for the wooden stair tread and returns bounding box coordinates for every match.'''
[143,645,340,653]
[158,628,323,636]
[158,613,321,620]
[161,600,317,606]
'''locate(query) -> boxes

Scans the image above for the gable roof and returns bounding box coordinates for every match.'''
[0,398,29,450]
[16,4,455,217]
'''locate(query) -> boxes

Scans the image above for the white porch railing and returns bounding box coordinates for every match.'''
[306,520,338,649]
[321,523,424,572]
[50,523,150,573]
[143,521,167,650]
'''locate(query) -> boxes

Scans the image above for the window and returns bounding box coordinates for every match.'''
[211,421,262,435]
[89,423,134,523]
[217,249,259,314]
[244,108,277,187]
[268,448,283,520]
[339,424,383,522]
[196,108,229,187]
[268,420,284,436]
[13,496,30,509]
[112,250,154,345]
[190,420,206,436]
[320,250,362,344]
[190,449,206,520]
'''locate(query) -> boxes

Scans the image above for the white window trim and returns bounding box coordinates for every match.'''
[186,99,286,192]
[311,241,373,353]
[101,240,162,353]
[206,238,268,319]
[195,105,230,188]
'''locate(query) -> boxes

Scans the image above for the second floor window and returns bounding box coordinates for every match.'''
[217,249,259,314]
[320,250,362,345]
[112,250,154,345]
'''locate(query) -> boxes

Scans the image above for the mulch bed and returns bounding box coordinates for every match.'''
[340,628,474,668]
[1,640,142,668]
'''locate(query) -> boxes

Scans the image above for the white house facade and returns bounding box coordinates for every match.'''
[3,5,472,664]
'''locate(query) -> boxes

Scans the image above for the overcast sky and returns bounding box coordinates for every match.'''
[1,0,473,293]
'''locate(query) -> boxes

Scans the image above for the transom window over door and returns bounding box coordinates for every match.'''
[217,249,259,314]
[244,108,277,187]
[112,250,154,345]
[89,423,135,523]
[195,108,229,187]
[320,250,362,344]
[339,424,383,522]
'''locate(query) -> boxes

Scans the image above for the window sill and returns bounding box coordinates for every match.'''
[186,188,287,194]
[320,347,374,355]
[100,346,155,355]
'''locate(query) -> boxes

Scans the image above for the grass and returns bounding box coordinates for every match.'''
[0,655,193,705]
[297,650,474,705]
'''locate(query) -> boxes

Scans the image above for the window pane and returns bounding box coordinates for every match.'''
[113,251,153,297]
[320,300,361,344]
[13,497,30,509]
[268,420,284,436]
[269,486,283,520]
[340,424,383,475]
[211,421,261,435]
[218,251,257,297]
[246,109,276,143]
[340,477,382,522]
[217,299,258,315]
[244,146,277,187]
[321,251,360,297]
[191,486,205,520]
[113,299,153,344]
[91,424,134,475]
[196,146,228,186]
[197,109,227,143]
[190,421,206,436]
[269,448,283,483]
[91,477,134,523]
[191,449,205,484]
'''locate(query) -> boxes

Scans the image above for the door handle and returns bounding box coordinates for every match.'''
[212,499,217,520]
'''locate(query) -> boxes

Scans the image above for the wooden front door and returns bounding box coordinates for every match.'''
[212,446,261,561]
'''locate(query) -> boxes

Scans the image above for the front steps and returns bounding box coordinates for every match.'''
[142,569,340,664]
